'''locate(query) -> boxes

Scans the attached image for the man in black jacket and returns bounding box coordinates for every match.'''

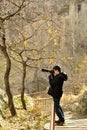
[47,65,68,126]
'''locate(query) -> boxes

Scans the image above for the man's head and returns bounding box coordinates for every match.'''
[53,65,61,75]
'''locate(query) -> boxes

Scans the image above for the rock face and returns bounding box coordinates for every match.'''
[76,90,87,115]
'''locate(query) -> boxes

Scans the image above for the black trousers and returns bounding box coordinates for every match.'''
[53,97,65,122]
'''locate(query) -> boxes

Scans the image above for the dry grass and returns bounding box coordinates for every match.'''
[0,96,48,130]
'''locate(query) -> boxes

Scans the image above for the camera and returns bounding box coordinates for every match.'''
[41,68,54,74]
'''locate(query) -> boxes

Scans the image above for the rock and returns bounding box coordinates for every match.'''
[76,90,87,115]
[0,89,7,120]
[71,102,79,112]
[0,89,7,109]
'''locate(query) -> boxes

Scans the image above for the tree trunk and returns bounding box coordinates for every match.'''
[21,63,26,110]
[4,50,17,116]
[0,22,16,116]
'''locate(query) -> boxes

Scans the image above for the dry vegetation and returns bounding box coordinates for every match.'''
[0,95,48,130]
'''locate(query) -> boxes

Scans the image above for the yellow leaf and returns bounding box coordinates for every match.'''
[49,58,54,64]
[49,37,53,41]
[24,40,27,47]
[67,57,72,60]
[32,49,35,53]
[9,42,12,45]
[54,42,58,46]
[48,29,52,34]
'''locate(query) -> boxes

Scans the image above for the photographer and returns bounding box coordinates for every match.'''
[47,65,68,126]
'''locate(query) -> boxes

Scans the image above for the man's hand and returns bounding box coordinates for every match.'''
[47,72,51,76]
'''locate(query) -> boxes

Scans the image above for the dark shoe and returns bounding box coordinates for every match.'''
[59,121,65,126]
[55,120,61,125]
[56,121,65,126]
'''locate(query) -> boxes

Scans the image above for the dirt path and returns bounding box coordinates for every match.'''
[44,111,87,130]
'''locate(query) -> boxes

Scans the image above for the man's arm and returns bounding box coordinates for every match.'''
[48,75,60,87]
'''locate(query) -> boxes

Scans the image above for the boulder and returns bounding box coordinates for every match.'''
[76,90,87,115]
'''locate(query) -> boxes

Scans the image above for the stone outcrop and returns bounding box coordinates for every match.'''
[76,90,87,116]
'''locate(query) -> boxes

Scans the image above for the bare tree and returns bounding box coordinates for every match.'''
[0,0,25,116]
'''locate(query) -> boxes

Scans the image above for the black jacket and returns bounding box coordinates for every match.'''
[48,72,68,98]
